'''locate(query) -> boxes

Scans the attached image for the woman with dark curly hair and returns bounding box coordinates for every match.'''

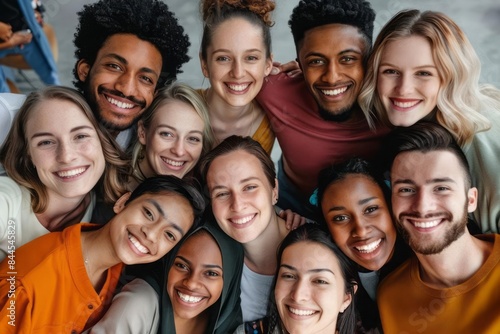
[198,0,275,155]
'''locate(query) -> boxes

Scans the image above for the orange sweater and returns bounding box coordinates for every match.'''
[0,224,123,333]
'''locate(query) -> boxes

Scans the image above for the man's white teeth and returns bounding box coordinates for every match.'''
[163,158,184,167]
[413,220,440,228]
[227,83,249,92]
[231,215,254,225]
[178,291,203,303]
[128,234,149,254]
[106,96,134,109]
[321,86,348,96]
[57,167,86,178]
[393,100,419,108]
[355,239,382,253]
[289,307,315,316]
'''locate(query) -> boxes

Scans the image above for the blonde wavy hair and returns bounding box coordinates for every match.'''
[358,9,499,146]
[130,82,215,183]
[0,86,129,213]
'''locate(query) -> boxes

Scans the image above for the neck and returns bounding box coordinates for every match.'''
[81,225,120,291]
[36,193,90,231]
[244,215,288,275]
[174,311,208,334]
[416,231,491,288]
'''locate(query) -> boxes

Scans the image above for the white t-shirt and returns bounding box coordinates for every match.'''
[240,263,274,322]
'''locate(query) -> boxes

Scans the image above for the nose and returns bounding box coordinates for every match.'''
[114,72,138,98]
[183,273,202,290]
[351,217,371,238]
[230,59,244,79]
[56,141,77,163]
[171,139,185,156]
[141,223,161,244]
[411,190,436,214]
[394,74,414,96]
[290,278,310,302]
[321,62,341,83]
[230,192,246,212]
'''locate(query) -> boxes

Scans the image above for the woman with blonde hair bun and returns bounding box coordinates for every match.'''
[358,9,500,233]
[199,0,276,154]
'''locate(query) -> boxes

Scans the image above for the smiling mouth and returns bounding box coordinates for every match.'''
[410,219,441,229]
[354,239,382,253]
[226,83,250,92]
[391,99,420,108]
[162,157,185,167]
[105,95,135,109]
[320,85,350,96]
[56,167,87,178]
[128,233,149,254]
[288,306,316,316]
[177,291,204,303]
[229,214,256,225]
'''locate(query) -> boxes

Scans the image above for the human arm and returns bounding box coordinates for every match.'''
[0,22,12,42]
[86,278,159,334]
[0,30,32,51]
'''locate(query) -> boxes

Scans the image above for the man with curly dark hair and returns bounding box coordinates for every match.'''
[256,0,389,221]
[73,0,190,144]
[0,0,190,149]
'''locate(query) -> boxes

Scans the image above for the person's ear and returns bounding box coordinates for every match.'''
[467,187,478,213]
[137,120,147,145]
[339,282,357,313]
[76,59,90,82]
[200,53,209,78]
[264,53,274,76]
[272,178,279,205]
[113,192,132,214]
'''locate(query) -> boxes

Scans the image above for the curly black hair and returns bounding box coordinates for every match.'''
[289,0,375,54]
[72,0,190,90]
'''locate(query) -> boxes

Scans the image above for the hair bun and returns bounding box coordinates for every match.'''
[202,0,275,26]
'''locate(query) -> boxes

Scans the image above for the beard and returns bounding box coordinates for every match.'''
[317,100,358,122]
[396,203,468,255]
[82,79,145,132]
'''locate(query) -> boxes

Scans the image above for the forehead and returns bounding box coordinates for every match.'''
[209,17,266,50]
[96,33,162,72]
[152,100,203,126]
[324,174,383,202]
[391,150,466,184]
[207,150,266,185]
[299,23,366,55]
[179,232,220,258]
[283,241,341,271]
[382,35,434,65]
[26,99,90,132]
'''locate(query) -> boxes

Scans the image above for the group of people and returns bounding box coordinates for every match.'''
[0,0,499,333]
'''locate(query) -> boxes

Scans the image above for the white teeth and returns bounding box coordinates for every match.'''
[227,83,249,92]
[321,86,348,96]
[128,233,149,254]
[354,239,382,253]
[106,96,134,109]
[413,220,440,228]
[288,307,315,316]
[231,215,254,225]
[162,158,185,167]
[178,291,203,303]
[57,167,86,178]
[392,100,419,108]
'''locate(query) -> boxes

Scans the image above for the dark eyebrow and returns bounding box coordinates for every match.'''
[30,125,95,140]
[359,196,377,205]
[393,177,457,186]
[280,264,335,275]
[176,255,223,271]
[146,199,186,236]
[210,177,260,192]
[105,53,159,76]
[305,48,362,59]
[326,196,377,212]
